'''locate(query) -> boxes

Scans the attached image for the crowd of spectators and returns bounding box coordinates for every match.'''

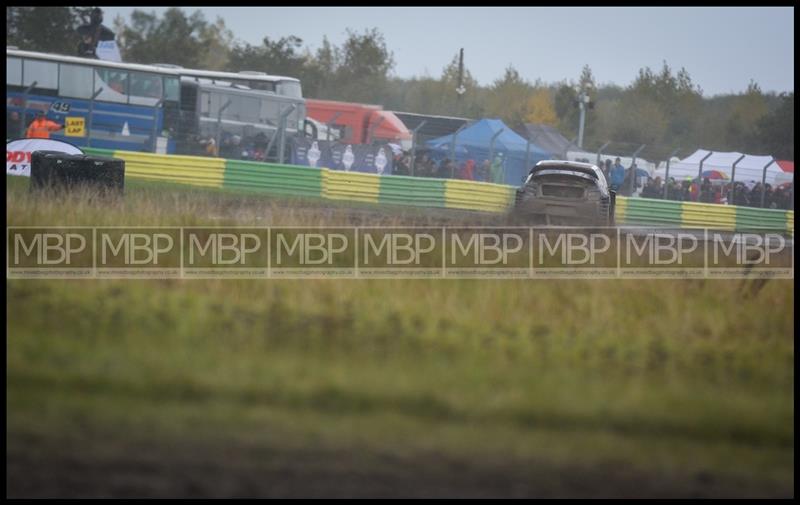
[637,176,793,210]
[391,151,506,183]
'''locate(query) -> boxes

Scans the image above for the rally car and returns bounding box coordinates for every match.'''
[512,160,615,226]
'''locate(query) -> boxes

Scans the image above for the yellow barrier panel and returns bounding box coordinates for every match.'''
[444,179,515,213]
[322,169,381,204]
[113,151,226,188]
[786,211,794,234]
[615,197,628,223]
[681,201,736,231]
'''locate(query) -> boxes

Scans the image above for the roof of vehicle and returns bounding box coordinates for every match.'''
[533,160,603,177]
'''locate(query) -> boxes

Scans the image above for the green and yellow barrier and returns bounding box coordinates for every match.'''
[81,148,792,233]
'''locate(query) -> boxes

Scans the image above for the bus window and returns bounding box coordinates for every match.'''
[276,81,302,98]
[200,92,210,117]
[164,77,179,102]
[248,81,276,93]
[239,96,261,123]
[95,68,128,103]
[260,100,280,127]
[129,71,162,106]
[59,64,94,99]
[23,59,58,93]
[7,57,22,87]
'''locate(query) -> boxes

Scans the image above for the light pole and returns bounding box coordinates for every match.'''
[576,89,590,149]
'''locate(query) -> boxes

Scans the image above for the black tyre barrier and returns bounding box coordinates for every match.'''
[30,151,125,195]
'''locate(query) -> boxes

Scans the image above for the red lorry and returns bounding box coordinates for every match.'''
[305,98,412,148]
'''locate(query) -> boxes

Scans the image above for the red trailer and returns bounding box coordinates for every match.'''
[305,98,411,147]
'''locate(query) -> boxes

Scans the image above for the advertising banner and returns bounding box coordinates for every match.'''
[6,138,84,177]
[291,138,393,175]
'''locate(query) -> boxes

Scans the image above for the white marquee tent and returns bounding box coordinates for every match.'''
[653,149,793,186]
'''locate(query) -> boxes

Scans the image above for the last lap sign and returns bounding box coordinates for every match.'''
[65,117,85,137]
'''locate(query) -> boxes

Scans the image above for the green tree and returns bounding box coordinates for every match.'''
[332,28,395,103]
[486,65,532,128]
[227,35,307,77]
[7,6,95,54]
[755,92,793,160]
[116,8,232,69]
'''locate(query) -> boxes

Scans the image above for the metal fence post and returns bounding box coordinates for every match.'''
[450,123,469,168]
[215,99,232,156]
[760,159,775,208]
[729,154,746,205]
[409,120,427,177]
[662,147,681,200]
[596,141,610,167]
[696,151,714,202]
[86,87,103,148]
[278,104,297,164]
[524,131,543,172]
[151,99,164,153]
[20,81,37,138]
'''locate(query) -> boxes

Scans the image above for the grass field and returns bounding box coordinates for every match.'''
[6,176,794,497]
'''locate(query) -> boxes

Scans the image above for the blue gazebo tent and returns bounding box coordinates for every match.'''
[424,118,551,185]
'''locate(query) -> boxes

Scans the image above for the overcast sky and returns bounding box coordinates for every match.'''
[100,6,794,96]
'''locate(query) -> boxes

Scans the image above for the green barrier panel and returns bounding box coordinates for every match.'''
[617,197,683,226]
[82,147,117,157]
[735,206,790,232]
[379,175,447,208]
[223,159,323,198]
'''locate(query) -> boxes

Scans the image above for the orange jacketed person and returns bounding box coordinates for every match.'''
[26,113,63,139]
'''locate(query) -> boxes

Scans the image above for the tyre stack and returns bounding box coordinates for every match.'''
[30,151,125,195]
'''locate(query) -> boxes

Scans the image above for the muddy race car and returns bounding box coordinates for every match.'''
[512,160,615,226]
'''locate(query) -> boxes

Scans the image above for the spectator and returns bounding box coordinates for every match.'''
[476,160,490,182]
[620,163,640,197]
[198,136,218,157]
[749,183,763,207]
[601,159,611,183]
[764,184,775,209]
[680,180,692,201]
[729,182,750,206]
[699,177,713,203]
[7,111,22,138]
[25,111,63,139]
[460,159,475,180]
[609,157,625,191]
[490,154,505,184]
[653,177,663,198]
[665,177,681,200]
[436,158,452,178]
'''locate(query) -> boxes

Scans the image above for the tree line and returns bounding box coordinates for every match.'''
[7,6,794,161]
